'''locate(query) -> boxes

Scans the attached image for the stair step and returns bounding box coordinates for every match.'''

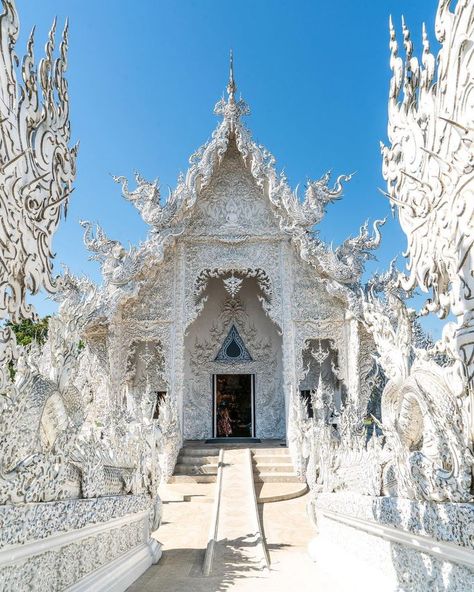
[179,448,219,457]
[178,455,220,465]
[256,483,308,503]
[253,464,294,473]
[253,456,292,464]
[251,448,290,456]
[168,475,217,484]
[254,473,301,483]
[174,464,217,475]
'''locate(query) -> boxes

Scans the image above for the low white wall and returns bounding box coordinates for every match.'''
[310,493,474,592]
[0,495,161,592]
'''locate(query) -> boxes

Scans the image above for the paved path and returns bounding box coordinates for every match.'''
[204,448,268,577]
[128,468,359,591]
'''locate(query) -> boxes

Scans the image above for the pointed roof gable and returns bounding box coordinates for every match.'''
[115,53,352,237]
[98,54,384,297]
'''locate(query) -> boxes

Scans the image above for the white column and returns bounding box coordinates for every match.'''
[344,310,360,408]
[172,242,186,445]
[280,240,296,444]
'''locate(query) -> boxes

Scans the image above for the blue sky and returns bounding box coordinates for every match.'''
[17,1,442,334]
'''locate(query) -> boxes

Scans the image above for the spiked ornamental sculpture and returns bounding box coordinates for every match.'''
[304,6,474,586]
[0,0,77,392]
[0,3,162,589]
[382,2,474,435]
[376,0,474,501]
[0,0,78,491]
[0,0,76,329]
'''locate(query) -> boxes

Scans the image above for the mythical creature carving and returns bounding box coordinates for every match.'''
[0,321,86,503]
[295,219,385,289]
[0,1,77,326]
[381,3,474,392]
[362,281,473,502]
[80,220,141,288]
[114,173,162,227]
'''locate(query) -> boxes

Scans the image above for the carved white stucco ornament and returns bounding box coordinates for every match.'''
[4,0,474,587]
[0,3,162,587]
[0,1,77,325]
[0,0,77,396]
[69,51,388,453]
[222,272,243,298]
[375,0,474,502]
[301,1,474,510]
[110,51,385,314]
[362,274,473,502]
[0,0,80,502]
[381,2,474,406]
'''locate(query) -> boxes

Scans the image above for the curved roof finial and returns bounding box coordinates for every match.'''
[227,49,236,102]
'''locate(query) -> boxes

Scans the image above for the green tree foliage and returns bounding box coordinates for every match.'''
[6,316,50,347]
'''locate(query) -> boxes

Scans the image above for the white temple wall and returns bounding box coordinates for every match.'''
[290,254,349,390]
[119,251,178,406]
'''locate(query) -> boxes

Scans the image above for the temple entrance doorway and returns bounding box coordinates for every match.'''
[183,273,284,441]
[213,374,254,438]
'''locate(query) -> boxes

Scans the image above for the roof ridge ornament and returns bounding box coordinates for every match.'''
[214,50,250,129]
[227,49,236,102]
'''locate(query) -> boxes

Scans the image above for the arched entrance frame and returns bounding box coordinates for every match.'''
[180,265,287,440]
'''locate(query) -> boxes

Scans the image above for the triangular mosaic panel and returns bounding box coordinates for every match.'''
[215,324,253,363]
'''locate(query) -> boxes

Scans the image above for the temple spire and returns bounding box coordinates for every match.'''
[214,50,250,125]
[227,49,236,102]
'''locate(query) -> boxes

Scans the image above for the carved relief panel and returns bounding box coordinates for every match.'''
[187,140,282,238]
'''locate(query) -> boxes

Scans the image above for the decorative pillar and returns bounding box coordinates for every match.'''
[173,242,186,446]
[280,241,296,444]
[345,310,360,408]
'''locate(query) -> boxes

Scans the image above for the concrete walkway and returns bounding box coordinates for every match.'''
[127,478,362,592]
[203,448,268,576]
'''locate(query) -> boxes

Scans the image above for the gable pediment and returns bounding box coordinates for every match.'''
[186,140,282,237]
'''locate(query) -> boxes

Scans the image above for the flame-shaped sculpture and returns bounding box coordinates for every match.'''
[381,1,474,387]
[0,0,77,324]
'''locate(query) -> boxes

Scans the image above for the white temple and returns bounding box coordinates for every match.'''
[1,1,474,590]
[79,56,382,451]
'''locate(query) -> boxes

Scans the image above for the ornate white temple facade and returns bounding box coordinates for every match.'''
[79,60,382,454]
[2,1,474,590]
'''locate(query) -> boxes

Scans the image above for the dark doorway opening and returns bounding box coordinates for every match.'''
[213,374,254,438]
[152,391,167,419]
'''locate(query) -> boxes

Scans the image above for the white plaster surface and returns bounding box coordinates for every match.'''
[128,488,361,592]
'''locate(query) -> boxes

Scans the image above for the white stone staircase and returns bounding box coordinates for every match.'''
[168,446,219,483]
[252,448,299,483]
[168,444,307,502]
[252,447,307,502]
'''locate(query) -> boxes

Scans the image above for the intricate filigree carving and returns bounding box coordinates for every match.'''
[362,282,473,502]
[0,1,77,325]
[381,3,474,389]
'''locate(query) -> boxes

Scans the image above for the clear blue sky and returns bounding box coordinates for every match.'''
[17,1,441,334]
